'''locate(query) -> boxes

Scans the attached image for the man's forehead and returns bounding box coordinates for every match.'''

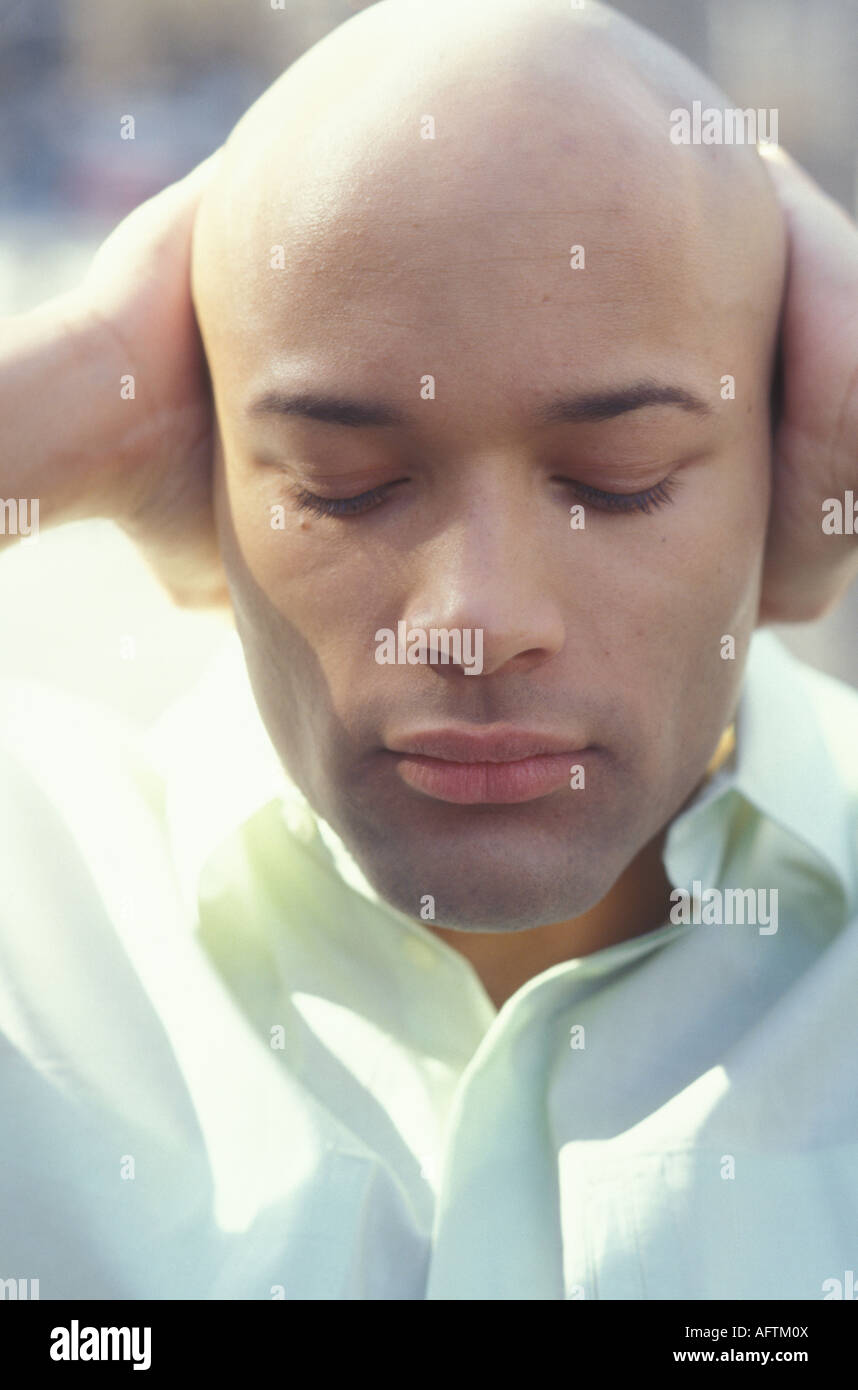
[208,135,732,351]
[207,211,739,412]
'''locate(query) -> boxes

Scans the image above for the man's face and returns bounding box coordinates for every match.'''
[195,51,785,932]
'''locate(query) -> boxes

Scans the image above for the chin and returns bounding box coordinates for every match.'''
[347,838,618,933]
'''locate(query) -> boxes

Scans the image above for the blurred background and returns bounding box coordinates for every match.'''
[0,0,856,721]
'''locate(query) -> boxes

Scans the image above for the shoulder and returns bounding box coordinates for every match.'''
[0,679,171,937]
[0,676,163,820]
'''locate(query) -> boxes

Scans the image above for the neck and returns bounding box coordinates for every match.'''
[427,829,672,1010]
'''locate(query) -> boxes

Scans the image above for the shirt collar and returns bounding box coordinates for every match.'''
[147,626,855,932]
[663,628,854,921]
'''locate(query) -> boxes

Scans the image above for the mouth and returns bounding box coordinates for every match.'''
[384,726,593,805]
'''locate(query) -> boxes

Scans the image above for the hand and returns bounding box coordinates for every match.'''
[759,146,858,624]
[78,152,231,611]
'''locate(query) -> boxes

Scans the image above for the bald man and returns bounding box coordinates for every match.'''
[191,0,788,994]
[1,0,858,1302]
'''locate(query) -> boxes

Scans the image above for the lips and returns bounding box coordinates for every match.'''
[387,727,586,762]
[385,726,591,805]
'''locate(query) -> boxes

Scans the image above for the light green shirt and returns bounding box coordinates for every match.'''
[0,629,856,1299]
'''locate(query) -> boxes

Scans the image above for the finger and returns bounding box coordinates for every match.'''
[759,148,858,623]
[759,145,858,297]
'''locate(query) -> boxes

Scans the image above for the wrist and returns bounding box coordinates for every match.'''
[0,288,135,529]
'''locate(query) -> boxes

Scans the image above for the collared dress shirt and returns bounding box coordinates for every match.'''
[0,629,856,1300]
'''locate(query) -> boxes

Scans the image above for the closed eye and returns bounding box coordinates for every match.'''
[564,475,678,514]
[288,473,679,519]
[290,480,409,518]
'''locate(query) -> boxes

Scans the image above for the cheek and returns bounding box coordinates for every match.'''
[675,437,770,639]
[607,437,768,645]
[217,462,399,683]
[576,444,768,771]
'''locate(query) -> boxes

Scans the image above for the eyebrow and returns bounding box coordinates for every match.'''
[247,381,713,428]
[537,382,713,423]
[249,391,404,427]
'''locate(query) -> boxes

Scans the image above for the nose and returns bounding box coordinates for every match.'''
[404,477,566,678]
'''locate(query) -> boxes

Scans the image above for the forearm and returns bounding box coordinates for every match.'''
[0,291,127,544]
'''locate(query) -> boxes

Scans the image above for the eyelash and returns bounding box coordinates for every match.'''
[290,474,678,519]
[292,482,401,518]
[570,476,678,514]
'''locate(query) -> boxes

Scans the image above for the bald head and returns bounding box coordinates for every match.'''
[193,0,783,379]
[189,0,788,936]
